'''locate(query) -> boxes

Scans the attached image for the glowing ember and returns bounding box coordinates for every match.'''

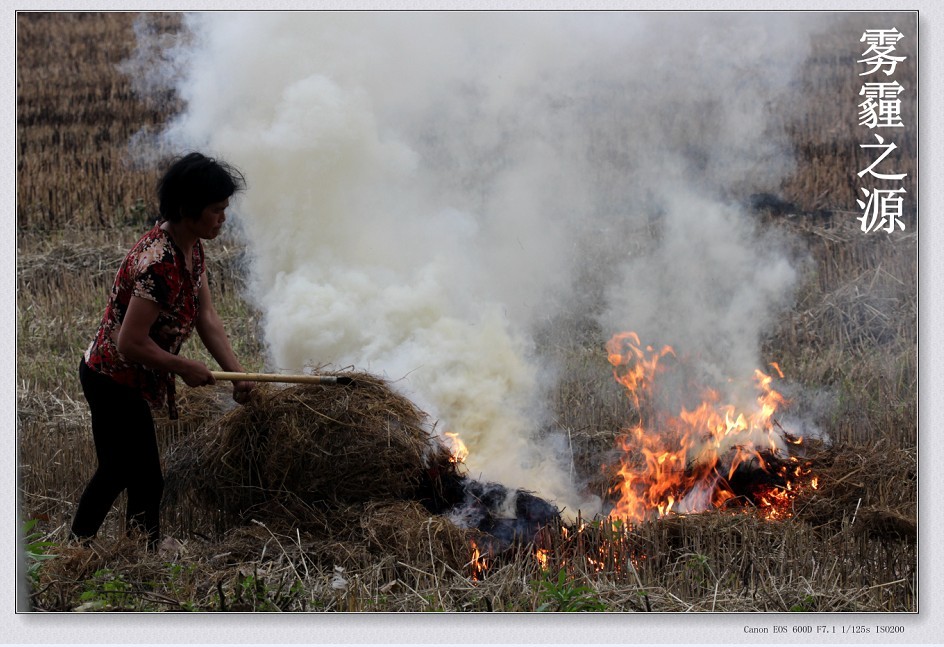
[605,332,814,522]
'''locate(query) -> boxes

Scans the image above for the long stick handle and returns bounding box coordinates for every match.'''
[210,371,349,385]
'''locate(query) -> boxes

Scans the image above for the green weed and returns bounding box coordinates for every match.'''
[22,518,57,586]
[78,569,135,611]
[534,569,607,612]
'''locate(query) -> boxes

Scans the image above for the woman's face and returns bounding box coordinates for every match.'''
[193,198,229,239]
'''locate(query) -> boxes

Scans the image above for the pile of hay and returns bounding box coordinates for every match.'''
[165,372,461,530]
[792,440,916,542]
[163,369,563,576]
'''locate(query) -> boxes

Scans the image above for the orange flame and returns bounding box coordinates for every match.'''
[469,539,489,580]
[606,332,813,522]
[444,431,469,464]
[606,332,675,409]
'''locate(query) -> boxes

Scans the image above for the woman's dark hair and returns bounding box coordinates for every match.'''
[157,152,246,222]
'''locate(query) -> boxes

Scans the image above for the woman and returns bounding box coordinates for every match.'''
[71,152,254,547]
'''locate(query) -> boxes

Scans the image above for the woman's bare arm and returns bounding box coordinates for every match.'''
[195,274,254,401]
[117,295,215,387]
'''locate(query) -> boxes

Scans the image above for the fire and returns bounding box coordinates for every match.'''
[444,431,469,464]
[606,332,814,522]
[605,332,675,409]
[469,539,489,580]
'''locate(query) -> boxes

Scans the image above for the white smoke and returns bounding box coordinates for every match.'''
[132,11,823,518]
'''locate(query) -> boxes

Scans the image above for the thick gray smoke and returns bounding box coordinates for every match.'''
[132,12,820,518]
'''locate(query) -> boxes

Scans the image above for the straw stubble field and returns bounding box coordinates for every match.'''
[17,12,916,612]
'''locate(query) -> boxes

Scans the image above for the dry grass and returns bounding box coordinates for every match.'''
[16,12,916,613]
[31,449,916,613]
[17,12,182,232]
[163,373,461,531]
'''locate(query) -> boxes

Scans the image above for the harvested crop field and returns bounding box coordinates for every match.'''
[15,10,917,622]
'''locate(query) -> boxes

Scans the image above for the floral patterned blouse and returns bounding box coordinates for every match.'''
[84,223,205,415]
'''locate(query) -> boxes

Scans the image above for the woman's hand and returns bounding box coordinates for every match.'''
[232,380,254,405]
[178,358,216,388]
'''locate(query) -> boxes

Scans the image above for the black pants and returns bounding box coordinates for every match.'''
[71,359,163,545]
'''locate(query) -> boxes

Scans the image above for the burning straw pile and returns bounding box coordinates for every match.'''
[164,371,560,571]
[166,372,460,526]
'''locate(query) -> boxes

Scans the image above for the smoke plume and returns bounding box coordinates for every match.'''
[131,11,821,518]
